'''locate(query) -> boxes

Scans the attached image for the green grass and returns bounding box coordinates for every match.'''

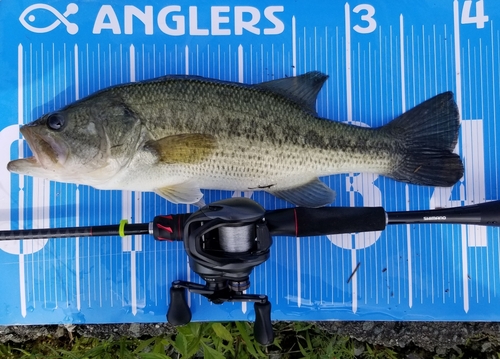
[0,322,497,358]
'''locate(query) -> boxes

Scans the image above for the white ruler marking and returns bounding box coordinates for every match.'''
[296,236,301,308]
[17,44,27,318]
[75,43,80,309]
[345,3,352,123]
[351,250,357,313]
[492,22,498,199]
[453,0,463,111]
[125,45,138,316]
[453,0,469,314]
[292,16,297,76]
[399,15,414,307]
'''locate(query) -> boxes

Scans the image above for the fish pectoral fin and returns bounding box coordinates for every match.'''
[254,71,328,115]
[268,178,336,208]
[147,133,217,164]
[155,182,204,204]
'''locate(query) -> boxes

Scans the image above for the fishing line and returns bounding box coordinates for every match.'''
[219,225,254,253]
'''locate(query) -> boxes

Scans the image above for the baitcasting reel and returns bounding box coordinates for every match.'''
[154,199,274,345]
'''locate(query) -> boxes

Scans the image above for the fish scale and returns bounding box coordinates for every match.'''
[119,76,394,174]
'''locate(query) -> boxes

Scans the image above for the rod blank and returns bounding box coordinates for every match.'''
[387,200,500,227]
[0,223,150,241]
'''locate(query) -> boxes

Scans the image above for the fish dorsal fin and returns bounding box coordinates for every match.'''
[254,71,328,114]
[146,133,217,164]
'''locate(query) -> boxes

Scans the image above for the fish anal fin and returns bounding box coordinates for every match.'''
[268,178,336,208]
[147,133,217,164]
[255,71,328,115]
[155,182,203,204]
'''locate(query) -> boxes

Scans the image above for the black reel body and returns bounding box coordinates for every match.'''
[184,198,272,286]
[166,198,275,345]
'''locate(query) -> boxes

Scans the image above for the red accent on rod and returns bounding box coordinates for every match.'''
[156,236,172,242]
[156,223,173,233]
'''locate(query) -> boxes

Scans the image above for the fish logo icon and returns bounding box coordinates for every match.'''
[19,3,79,34]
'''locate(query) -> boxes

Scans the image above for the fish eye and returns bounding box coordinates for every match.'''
[47,113,65,131]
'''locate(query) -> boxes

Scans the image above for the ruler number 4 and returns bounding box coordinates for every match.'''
[352,4,376,34]
[461,0,489,29]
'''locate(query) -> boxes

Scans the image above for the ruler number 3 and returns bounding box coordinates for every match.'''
[461,0,489,29]
[352,4,376,34]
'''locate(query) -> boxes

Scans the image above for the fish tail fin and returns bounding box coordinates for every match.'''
[383,91,464,187]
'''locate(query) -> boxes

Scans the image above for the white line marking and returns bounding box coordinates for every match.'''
[238,45,243,82]
[75,187,80,310]
[235,47,248,314]
[400,15,406,111]
[296,236,301,307]
[351,250,357,313]
[17,44,27,317]
[131,251,137,313]
[453,0,463,111]
[492,21,498,199]
[127,45,138,315]
[405,186,413,308]
[303,27,306,72]
[399,16,413,308]
[344,2,359,313]
[345,3,352,122]
[422,25,427,99]
[461,225,469,312]
[292,16,297,76]
[130,45,136,81]
[454,0,470,313]
[18,44,24,127]
[71,43,81,310]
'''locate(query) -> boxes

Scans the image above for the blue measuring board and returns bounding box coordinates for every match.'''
[0,0,499,325]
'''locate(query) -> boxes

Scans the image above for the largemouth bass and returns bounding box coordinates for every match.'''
[7,72,463,207]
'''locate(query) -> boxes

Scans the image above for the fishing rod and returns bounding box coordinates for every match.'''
[1,198,498,241]
[0,198,499,345]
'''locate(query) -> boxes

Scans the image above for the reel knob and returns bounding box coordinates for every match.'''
[254,300,274,345]
[167,286,192,326]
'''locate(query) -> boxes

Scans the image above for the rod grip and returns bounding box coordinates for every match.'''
[265,206,387,237]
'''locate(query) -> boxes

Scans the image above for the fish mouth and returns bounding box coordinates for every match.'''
[20,126,68,169]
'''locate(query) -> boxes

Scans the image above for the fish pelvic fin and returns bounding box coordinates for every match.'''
[155,181,204,204]
[146,133,217,164]
[383,91,464,187]
[268,178,336,207]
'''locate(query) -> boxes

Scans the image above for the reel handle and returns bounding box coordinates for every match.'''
[254,301,274,345]
[166,286,192,326]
